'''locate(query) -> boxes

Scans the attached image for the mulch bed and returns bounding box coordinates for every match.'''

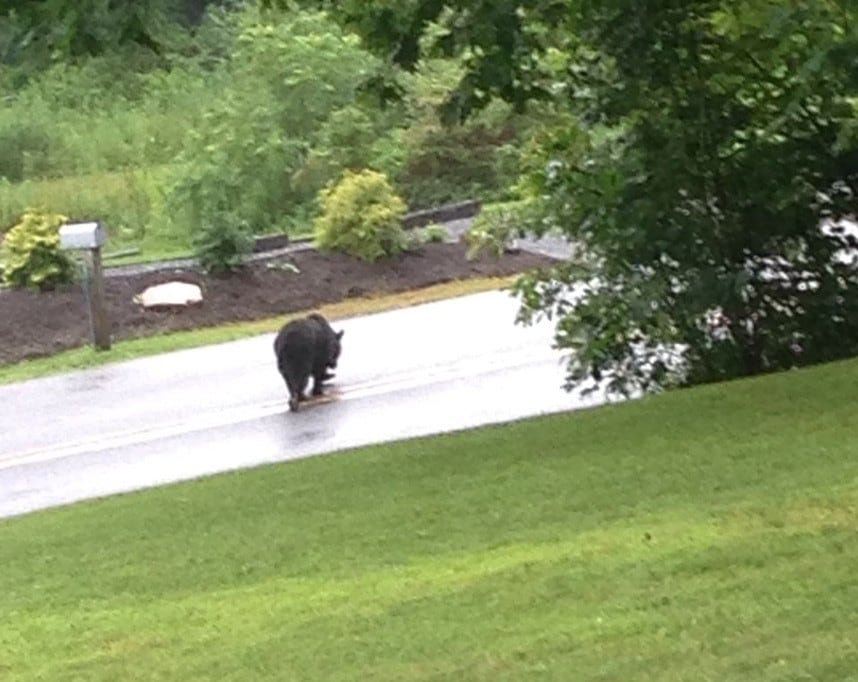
[0,242,557,366]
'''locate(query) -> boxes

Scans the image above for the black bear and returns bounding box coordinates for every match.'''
[274,313,344,411]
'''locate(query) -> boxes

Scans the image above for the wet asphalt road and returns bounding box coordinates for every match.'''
[0,290,609,520]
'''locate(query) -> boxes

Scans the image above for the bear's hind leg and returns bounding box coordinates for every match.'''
[295,371,311,402]
[282,364,309,412]
[285,374,301,412]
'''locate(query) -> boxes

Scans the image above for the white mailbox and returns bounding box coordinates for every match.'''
[59,222,107,250]
[57,220,112,350]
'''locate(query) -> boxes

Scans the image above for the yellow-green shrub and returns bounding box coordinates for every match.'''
[1,209,75,290]
[313,169,408,262]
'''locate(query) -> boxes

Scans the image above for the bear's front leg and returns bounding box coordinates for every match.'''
[311,371,326,396]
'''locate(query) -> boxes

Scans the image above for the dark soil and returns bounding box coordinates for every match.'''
[0,242,556,366]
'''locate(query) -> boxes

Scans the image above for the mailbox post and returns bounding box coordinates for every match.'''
[59,222,111,351]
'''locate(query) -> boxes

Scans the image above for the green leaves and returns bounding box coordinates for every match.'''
[313,169,408,262]
[370,0,857,393]
[166,7,390,268]
[464,199,536,260]
[520,0,858,393]
[1,0,186,68]
[193,213,256,274]
[0,208,75,290]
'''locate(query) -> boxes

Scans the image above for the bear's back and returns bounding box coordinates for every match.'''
[274,318,318,359]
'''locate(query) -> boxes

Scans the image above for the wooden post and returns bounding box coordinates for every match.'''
[84,248,111,351]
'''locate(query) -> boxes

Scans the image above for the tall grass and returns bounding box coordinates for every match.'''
[0,58,215,183]
[0,166,190,256]
[0,61,220,258]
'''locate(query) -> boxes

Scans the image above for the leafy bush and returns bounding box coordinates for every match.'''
[423,223,448,243]
[402,222,449,251]
[395,118,524,209]
[298,103,409,199]
[0,208,75,290]
[465,201,534,260]
[193,211,255,273]
[507,1,858,396]
[313,169,408,262]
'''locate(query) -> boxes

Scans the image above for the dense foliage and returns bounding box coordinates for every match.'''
[334,0,858,395]
[313,169,408,262]
[0,0,525,280]
[0,1,224,69]
[515,1,858,394]
[164,7,390,268]
[0,208,74,290]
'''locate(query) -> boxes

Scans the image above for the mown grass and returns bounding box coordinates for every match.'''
[2,358,857,680]
[0,276,518,385]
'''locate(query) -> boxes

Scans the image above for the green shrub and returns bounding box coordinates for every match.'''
[193,212,255,274]
[395,120,522,209]
[305,105,405,185]
[313,169,408,262]
[464,200,534,260]
[0,208,75,290]
[402,222,448,251]
[423,223,448,243]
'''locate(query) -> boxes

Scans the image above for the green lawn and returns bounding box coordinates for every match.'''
[2,359,857,680]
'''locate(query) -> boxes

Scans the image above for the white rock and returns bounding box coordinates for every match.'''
[134,281,203,308]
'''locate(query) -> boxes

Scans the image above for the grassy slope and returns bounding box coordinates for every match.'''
[2,359,858,680]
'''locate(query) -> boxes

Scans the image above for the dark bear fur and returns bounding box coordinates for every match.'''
[274,313,344,411]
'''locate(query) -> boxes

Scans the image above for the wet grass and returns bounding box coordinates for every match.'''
[2,358,857,680]
[0,276,518,385]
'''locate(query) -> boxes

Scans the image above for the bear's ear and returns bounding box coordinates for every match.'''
[336,330,344,340]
